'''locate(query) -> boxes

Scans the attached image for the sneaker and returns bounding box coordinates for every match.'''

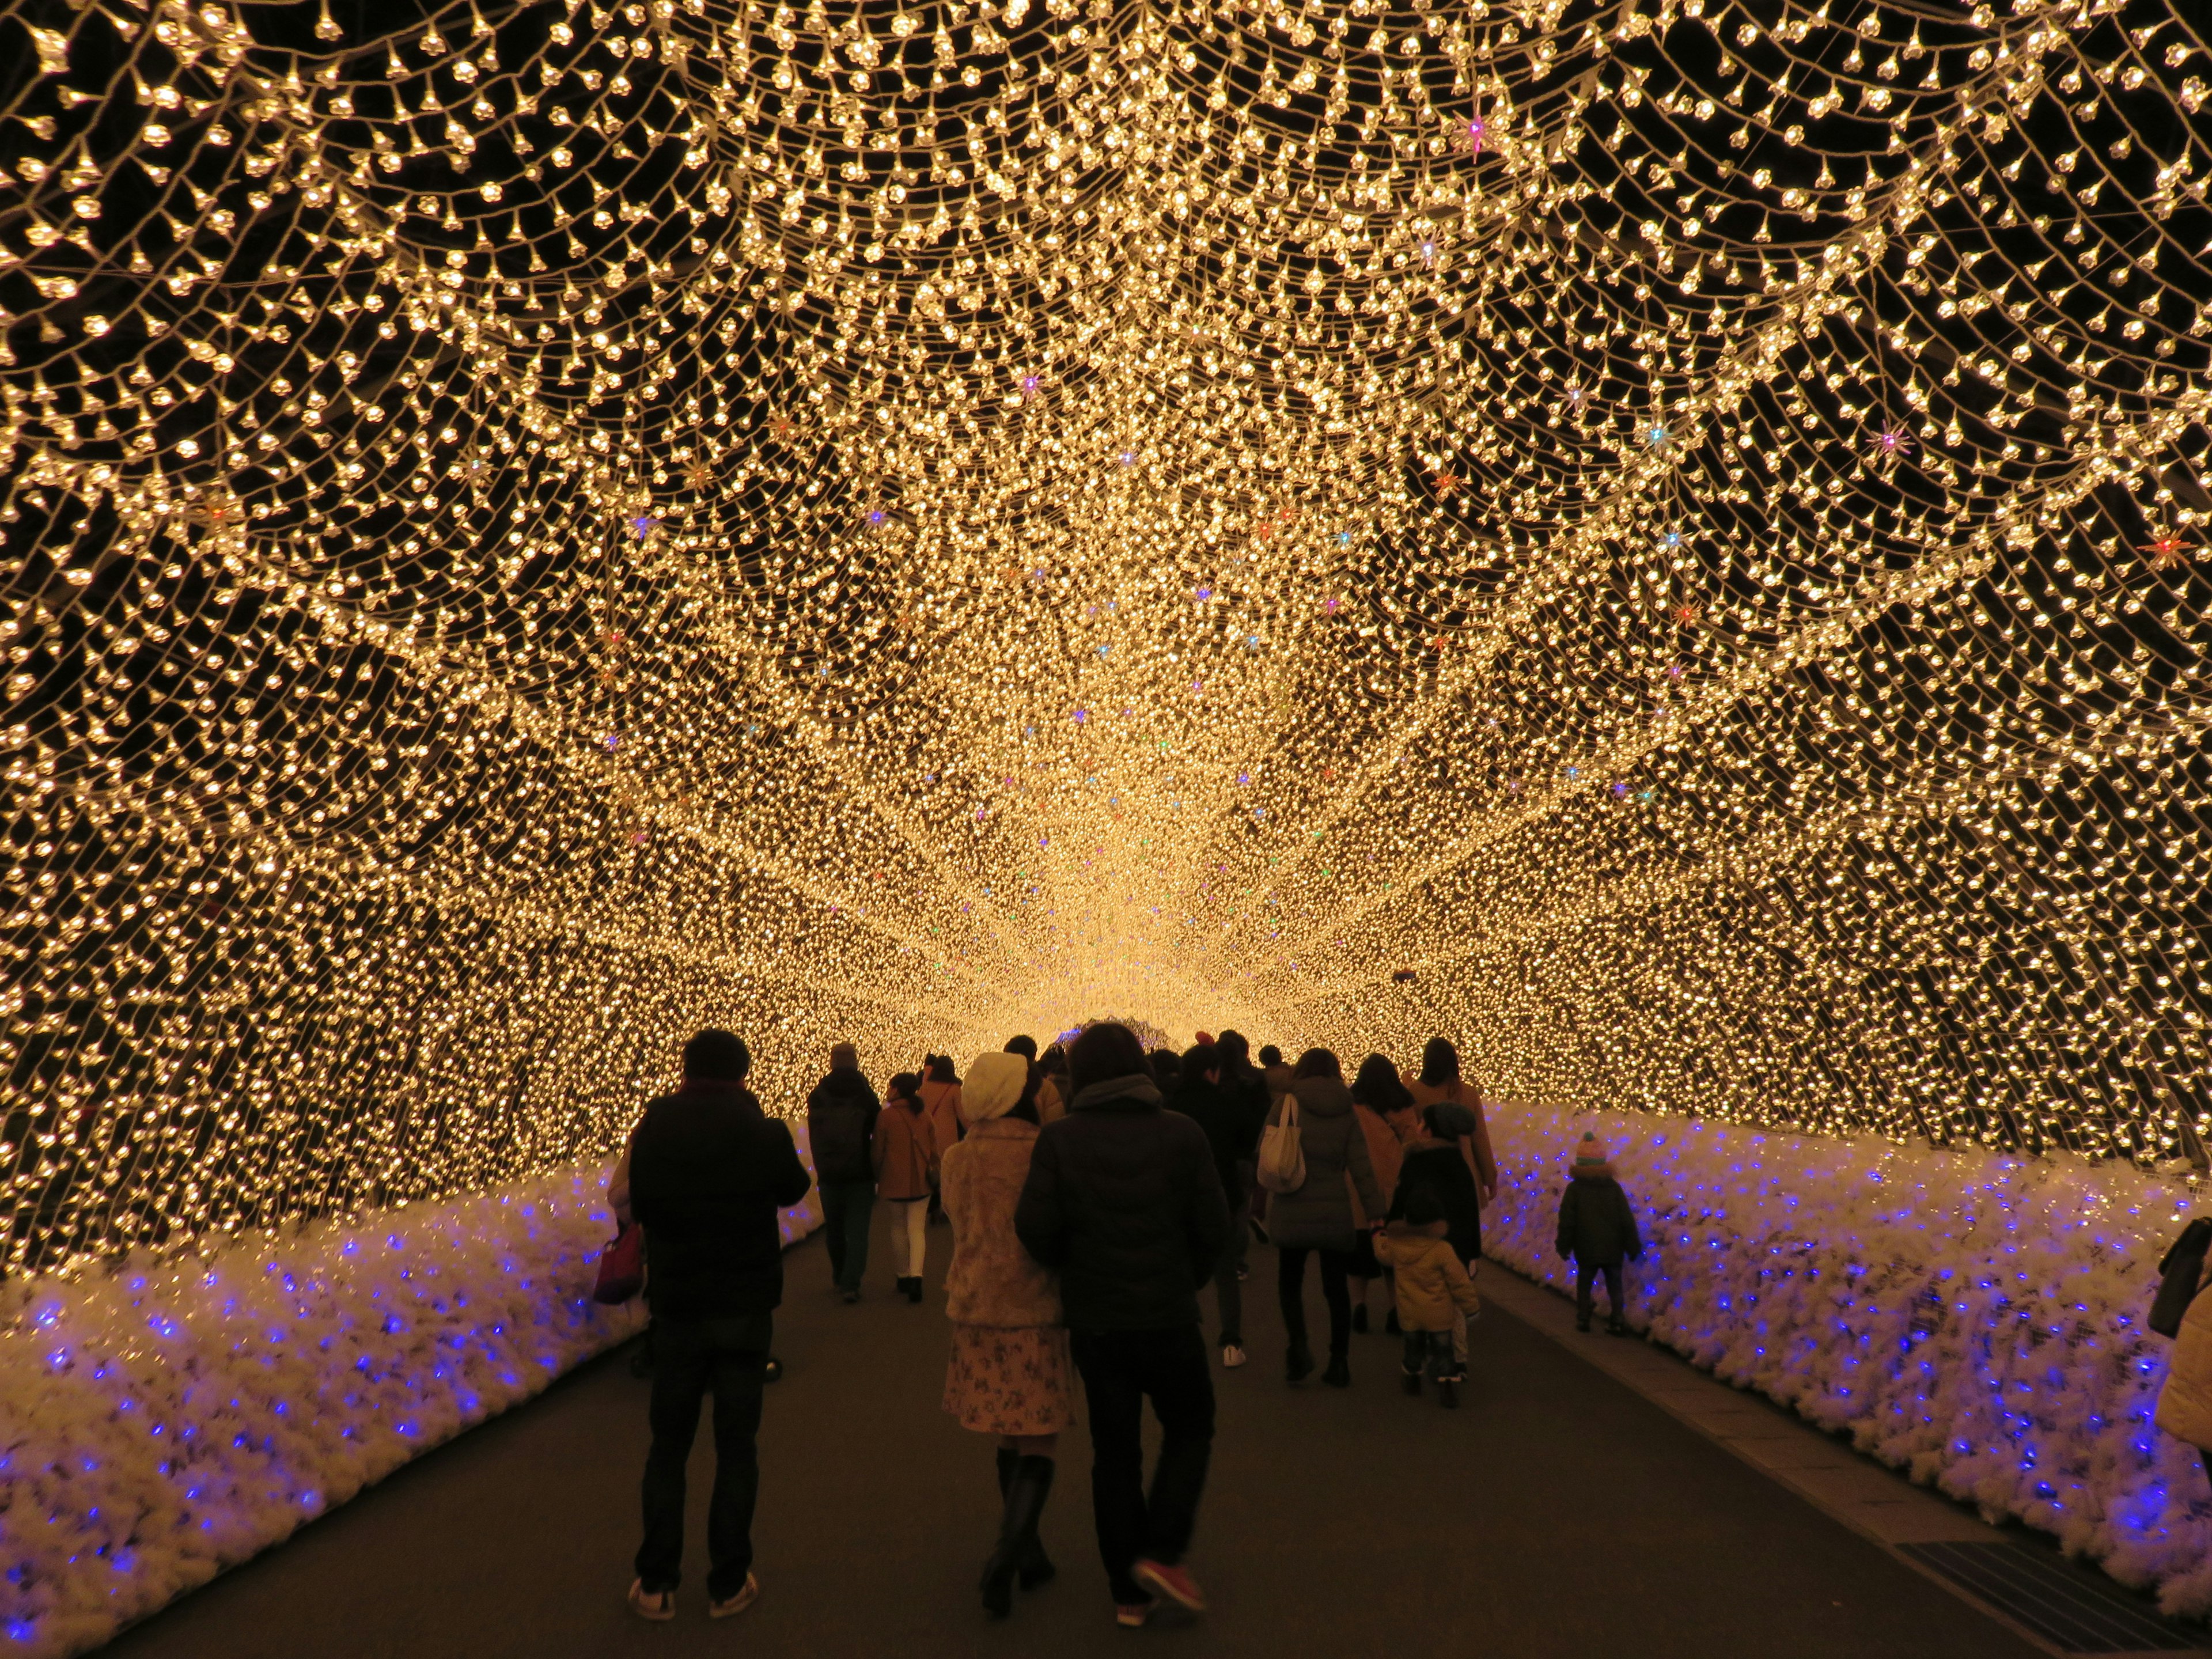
[1236,1263,1249,1282]
[1321,1354,1351,1389]
[1400,1369,1422,1396]
[1132,1559,1207,1615]
[708,1573,760,1619]
[1351,1304,1369,1335]
[1221,1343,1247,1369]
[1115,1600,1154,1628]
[627,1580,676,1622]
[841,1287,861,1304]
[763,1355,782,1383]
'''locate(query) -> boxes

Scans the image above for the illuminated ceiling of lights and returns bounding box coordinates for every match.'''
[3,0,2209,1269]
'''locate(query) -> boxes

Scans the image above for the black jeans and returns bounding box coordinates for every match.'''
[818,1179,876,1293]
[637,1312,773,1599]
[1576,1259,1626,1321]
[1402,1328,1453,1380]
[1278,1245,1353,1357]
[1069,1325,1216,1605]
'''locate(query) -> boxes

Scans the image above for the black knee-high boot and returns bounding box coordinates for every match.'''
[981,1455,1055,1618]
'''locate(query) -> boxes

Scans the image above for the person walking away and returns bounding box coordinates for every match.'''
[1267,1048,1386,1388]
[1389,1105,1485,1377]
[1150,1047,1184,1097]
[1555,1132,1643,1334]
[1249,1044,1293,1241]
[1403,1037,1499,1214]
[921,1055,965,1224]
[1167,1043,1261,1369]
[1005,1035,1066,1122]
[1347,1054,1414,1335]
[875,1071,940,1302]
[1211,1031,1270,1286]
[806,1043,880,1304]
[1373,1186,1484,1408]
[941,1052,1073,1618]
[1016,1022,1230,1627]
[624,1029,812,1622]
[1037,1042,1073,1123]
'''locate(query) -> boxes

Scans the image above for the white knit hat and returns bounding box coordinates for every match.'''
[962,1051,1029,1123]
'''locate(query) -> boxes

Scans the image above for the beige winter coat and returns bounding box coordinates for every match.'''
[2158,1257,2212,1449]
[940,1118,1061,1327]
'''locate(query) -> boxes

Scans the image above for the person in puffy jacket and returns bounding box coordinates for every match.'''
[1015,1023,1230,1627]
[1265,1048,1386,1389]
[806,1043,880,1303]
[942,1051,1071,1619]
[1555,1131,1643,1335]
[1374,1185,1484,1408]
[875,1071,940,1302]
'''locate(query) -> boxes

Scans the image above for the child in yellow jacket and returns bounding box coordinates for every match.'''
[1373,1187,1485,1407]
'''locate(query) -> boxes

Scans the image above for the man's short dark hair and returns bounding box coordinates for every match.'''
[1215,1029,1249,1067]
[1258,1044,1283,1067]
[1004,1034,1039,1060]
[684,1029,751,1082]
[1069,1022,1149,1096]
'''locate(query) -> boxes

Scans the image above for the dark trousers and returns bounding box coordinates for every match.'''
[637,1312,772,1599]
[1070,1325,1216,1605]
[1576,1259,1626,1320]
[818,1179,876,1292]
[1402,1328,1454,1380]
[1278,1245,1353,1357]
[1213,1194,1249,1344]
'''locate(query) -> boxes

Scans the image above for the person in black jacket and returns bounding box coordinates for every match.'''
[1213,1031,1270,1270]
[806,1042,881,1304]
[1015,1023,1230,1628]
[1555,1131,1643,1335]
[1169,1042,1267,1370]
[626,1029,813,1623]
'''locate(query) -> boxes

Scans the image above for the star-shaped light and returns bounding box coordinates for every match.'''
[1336,529,1354,548]
[1562,380,1589,412]
[1465,113,1488,154]
[1433,469,1461,497]
[1659,528,1685,552]
[868,509,887,525]
[768,416,794,440]
[1643,421,1675,451]
[628,513,658,540]
[1672,601,1701,627]
[683,461,713,490]
[2147,533,2194,571]
[1870,420,1914,462]
[1419,240,1438,267]
[1020,373,1041,400]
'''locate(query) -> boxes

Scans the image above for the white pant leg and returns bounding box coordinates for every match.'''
[904,1196,930,1278]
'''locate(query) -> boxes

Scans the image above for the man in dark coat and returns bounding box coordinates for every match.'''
[805,1041,881,1303]
[626,1029,812,1622]
[1168,1042,1266,1368]
[1016,1022,1230,1624]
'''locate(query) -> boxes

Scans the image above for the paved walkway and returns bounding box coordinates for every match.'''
[107,1211,2051,1659]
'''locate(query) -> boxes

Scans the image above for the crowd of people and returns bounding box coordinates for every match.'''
[608,1021,1647,1628]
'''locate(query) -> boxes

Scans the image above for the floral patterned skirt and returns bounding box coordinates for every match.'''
[943,1324,1076,1437]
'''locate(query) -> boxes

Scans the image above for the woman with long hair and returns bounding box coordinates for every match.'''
[1347,1054,1415,1335]
[1403,1037,1498,1211]
[941,1052,1072,1618]
[874,1070,940,1302]
[1264,1048,1385,1387]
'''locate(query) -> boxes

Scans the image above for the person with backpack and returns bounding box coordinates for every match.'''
[1265,1048,1387,1388]
[624,1030,813,1622]
[806,1042,881,1304]
[1016,1022,1230,1627]
[941,1051,1071,1619]
[876,1071,941,1302]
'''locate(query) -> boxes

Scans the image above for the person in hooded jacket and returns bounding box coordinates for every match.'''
[875,1070,940,1302]
[1015,1023,1230,1628]
[941,1051,1073,1619]
[806,1042,880,1303]
[1555,1131,1643,1334]
[1265,1048,1386,1388]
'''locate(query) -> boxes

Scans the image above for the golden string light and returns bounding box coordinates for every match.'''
[2,0,2208,1272]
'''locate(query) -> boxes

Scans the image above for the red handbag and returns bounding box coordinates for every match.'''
[593,1222,645,1305]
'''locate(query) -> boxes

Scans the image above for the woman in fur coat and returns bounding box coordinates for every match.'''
[941,1051,1072,1619]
